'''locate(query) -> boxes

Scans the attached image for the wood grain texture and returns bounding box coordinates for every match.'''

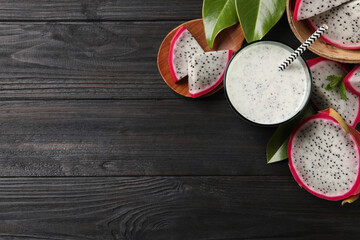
[0,176,359,240]
[286,0,360,63]
[0,17,313,101]
[0,22,184,100]
[0,0,202,21]
[0,1,351,239]
[157,19,244,98]
[0,99,292,176]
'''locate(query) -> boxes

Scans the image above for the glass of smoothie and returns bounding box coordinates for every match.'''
[224,41,312,127]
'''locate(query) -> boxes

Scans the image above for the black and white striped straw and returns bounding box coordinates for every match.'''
[278,24,328,71]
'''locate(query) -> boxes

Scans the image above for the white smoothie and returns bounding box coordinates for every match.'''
[225,41,311,125]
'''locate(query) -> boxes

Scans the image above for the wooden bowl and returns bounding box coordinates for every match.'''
[286,0,360,63]
[157,19,244,98]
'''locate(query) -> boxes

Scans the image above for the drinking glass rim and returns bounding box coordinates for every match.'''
[223,40,312,127]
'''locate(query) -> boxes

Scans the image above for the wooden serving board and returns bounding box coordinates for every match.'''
[157,19,244,98]
[286,0,360,63]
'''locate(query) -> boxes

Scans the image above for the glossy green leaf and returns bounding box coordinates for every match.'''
[235,0,286,43]
[266,104,316,164]
[202,0,239,49]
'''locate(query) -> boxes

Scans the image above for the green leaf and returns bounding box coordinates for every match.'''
[326,75,343,81]
[202,0,239,49]
[235,0,286,43]
[340,82,348,100]
[325,75,347,101]
[325,75,343,90]
[325,80,339,91]
[266,104,317,164]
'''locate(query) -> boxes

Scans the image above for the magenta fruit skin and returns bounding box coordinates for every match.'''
[288,112,360,201]
[188,50,233,98]
[344,65,360,96]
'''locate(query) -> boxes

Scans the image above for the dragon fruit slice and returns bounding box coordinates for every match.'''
[307,57,360,127]
[307,0,360,49]
[344,65,360,96]
[168,26,204,82]
[188,50,233,98]
[294,0,351,21]
[288,109,360,202]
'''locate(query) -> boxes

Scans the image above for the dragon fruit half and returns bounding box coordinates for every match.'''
[288,109,360,203]
[307,0,360,49]
[344,65,360,96]
[293,0,352,21]
[307,57,360,127]
[188,50,233,98]
[168,26,204,82]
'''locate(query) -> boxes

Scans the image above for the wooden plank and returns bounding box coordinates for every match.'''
[0,99,291,176]
[0,176,357,239]
[0,17,311,100]
[0,21,183,100]
[0,0,202,21]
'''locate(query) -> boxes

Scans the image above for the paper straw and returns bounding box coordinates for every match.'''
[278,24,328,71]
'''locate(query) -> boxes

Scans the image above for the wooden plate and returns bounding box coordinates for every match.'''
[157,19,244,97]
[286,0,360,63]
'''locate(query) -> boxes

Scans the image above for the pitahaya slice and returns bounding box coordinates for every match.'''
[288,109,360,202]
[307,57,360,127]
[293,0,352,21]
[168,26,204,82]
[344,65,360,96]
[307,0,360,49]
[188,50,233,98]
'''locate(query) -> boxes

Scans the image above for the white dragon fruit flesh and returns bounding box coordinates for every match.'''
[288,109,360,202]
[188,50,233,98]
[344,65,360,96]
[307,57,360,127]
[168,26,204,82]
[293,0,352,21]
[307,0,360,49]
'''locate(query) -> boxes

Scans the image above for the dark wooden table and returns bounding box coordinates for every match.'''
[1,1,360,239]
